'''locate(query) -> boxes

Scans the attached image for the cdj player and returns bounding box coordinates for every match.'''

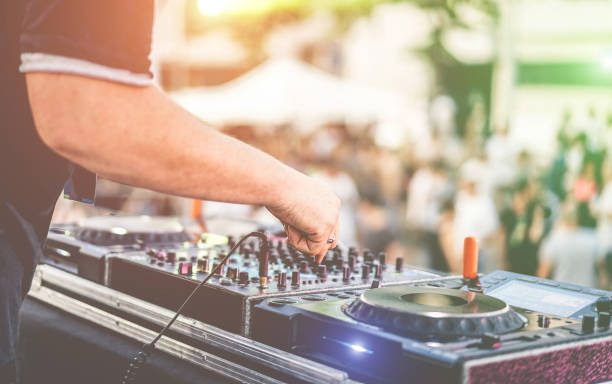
[252,241,612,384]
[43,216,191,283]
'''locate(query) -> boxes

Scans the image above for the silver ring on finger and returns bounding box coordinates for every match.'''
[327,232,336,244]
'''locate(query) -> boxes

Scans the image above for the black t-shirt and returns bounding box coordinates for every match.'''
[0,0,153,283]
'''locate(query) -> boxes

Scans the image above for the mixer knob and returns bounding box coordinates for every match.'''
[227,236,235,248]
[167,252,177,264]
[226,267,238,280]
[212,263,224,277]
[582,315,595,333]
[348,247,358,256]
[370,279,381,289]
[342,266,351,282]
[318,265,328,281]
[197,258,209,272]
[179,262,193,276]
[378,252,387,270]
[278,272,287,289]
[291,271,301,287]
[361,265,370,280]
[238,271,250,285]
[348,255,357,271]
[374,264,383,279]
[363,249,374,263]
[395,257,403,273]
[300,261,310,274]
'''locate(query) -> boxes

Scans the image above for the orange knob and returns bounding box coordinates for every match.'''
[462,237,478,279]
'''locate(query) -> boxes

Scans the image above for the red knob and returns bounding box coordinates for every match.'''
[462,237,478,279]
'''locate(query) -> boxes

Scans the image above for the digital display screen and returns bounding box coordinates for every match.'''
[488,280,598,317]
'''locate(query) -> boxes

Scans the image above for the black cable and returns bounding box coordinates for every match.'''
[120,231,269,383]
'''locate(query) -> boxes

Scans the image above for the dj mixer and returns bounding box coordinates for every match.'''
[42,216,612,384]
[43,216,441,335]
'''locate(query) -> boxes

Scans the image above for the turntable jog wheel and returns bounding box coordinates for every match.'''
[74,216,191,246]
[344,286,525,340]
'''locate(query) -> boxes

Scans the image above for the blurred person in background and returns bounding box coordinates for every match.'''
[405,161,453,271]
[312,158,359,246]
[485,123,519,189]
[595,160,612,289]
[500,179,546,276]
[356,188,399,257]
[453,159,499,272]
[437,197,458,273]
[537,201,601,287]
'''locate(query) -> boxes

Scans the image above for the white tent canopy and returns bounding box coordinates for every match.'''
[171,57,413,136]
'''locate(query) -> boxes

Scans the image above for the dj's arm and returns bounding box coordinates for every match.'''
[26,74,339,260]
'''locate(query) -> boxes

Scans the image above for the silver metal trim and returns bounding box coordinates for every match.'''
[32,265,355,384]
[28,285,281,384]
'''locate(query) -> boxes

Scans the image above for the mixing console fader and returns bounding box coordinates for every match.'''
[109,234,441,336]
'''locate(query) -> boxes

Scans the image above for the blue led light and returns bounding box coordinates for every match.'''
[322,336,374,354]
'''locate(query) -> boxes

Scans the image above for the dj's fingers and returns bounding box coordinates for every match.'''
[284,224,317,256]
[315,223,339,263]
[329,221,340,250]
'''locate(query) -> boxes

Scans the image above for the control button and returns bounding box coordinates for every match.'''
[337,294,351,299]
[342,266,351,282]
[197,258,209,273]
[374,264,382,279]
[462,237,478,279]
[300,295,327,302]
[220,278,232,286]
[378,252,387,269]
[395,257,403,273]
[517,277,536,283]
[596,297,611,313]
[238,271,250,285]
[166,252,177,263]
[291,271,300,287]
[598,312,610,329]
[268,298,298,306]
[480,333,501,349]
[318,265,328,279]
[212,263,224,277]
[361,265,370,280]
[327,292,340,296]
[179,262,193,276]
[537,281,559,287]
[226,267,238,280]
[348,255,357,271]
[582,315,595,333]
[490,275,507,281]
[250,277,259,283]
[278,272,287,288]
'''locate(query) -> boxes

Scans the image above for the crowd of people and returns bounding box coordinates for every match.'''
[247,101,612,290]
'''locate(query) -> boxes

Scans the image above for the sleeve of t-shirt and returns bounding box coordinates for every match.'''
[19,0,154,86]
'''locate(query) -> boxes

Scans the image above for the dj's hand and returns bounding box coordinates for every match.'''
[267,174,340,263]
